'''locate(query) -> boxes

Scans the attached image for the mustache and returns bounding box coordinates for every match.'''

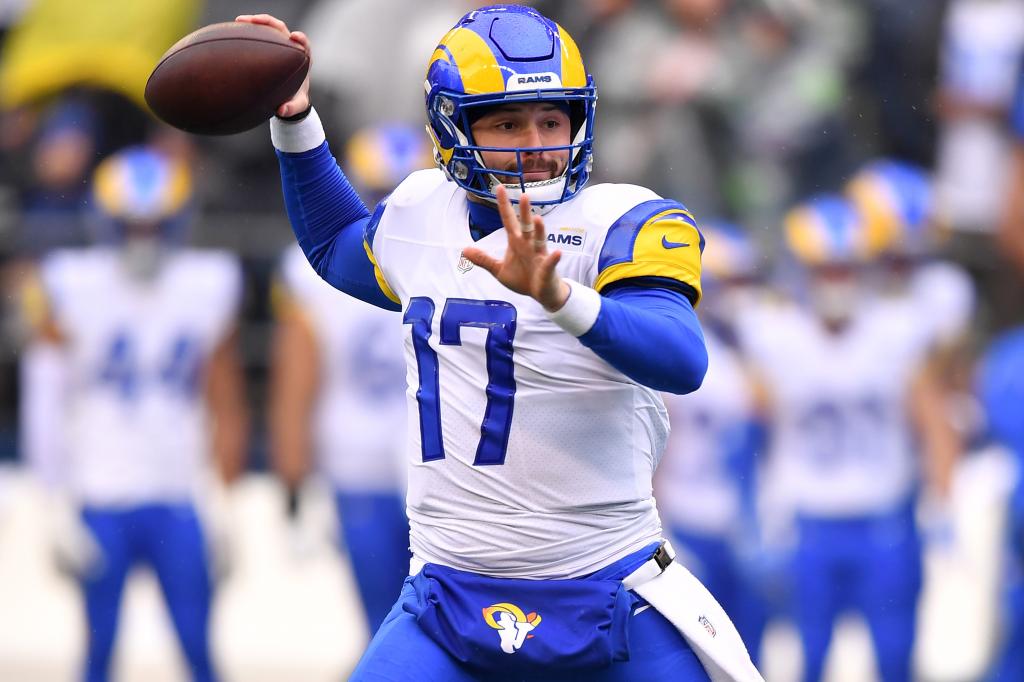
[501,157,560,174]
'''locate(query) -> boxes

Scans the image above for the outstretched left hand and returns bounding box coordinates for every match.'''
[461,186,570,312]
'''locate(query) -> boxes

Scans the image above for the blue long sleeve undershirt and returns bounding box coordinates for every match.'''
[276,141,707,394]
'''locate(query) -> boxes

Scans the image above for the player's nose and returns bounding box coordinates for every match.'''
[519,122,544,151]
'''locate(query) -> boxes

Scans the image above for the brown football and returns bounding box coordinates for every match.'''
[145,22,309,135]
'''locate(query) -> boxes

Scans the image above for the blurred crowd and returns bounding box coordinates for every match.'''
[1,0,1024,680]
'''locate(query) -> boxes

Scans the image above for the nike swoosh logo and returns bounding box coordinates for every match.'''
[661,235,690,249]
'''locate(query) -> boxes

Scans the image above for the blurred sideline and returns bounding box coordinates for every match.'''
[0,448,1012,682]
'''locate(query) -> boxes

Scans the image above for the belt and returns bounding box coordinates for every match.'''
[622,540,675,590]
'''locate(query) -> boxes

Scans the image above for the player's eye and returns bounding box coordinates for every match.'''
[542,118,561,129]
[496,121,516,131]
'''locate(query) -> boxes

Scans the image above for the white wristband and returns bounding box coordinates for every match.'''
[545,279,602,337]
[270,106,326,153]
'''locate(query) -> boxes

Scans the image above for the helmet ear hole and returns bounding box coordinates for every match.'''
[568,101,587,139]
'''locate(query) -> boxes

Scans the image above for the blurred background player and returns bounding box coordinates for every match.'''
[738,196,958,682]
[20,146,248,682]
[932,0,1024,337]
[846,158,975,352]
[846,159,974,506]
[268,123,430,635]
[655,222,769,664]
[976,326,1024,681]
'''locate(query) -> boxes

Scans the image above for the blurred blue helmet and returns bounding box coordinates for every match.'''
[977,327,1024,455]
[424,5,597,209]
[783,195,870,267]
[845,159,933,257]
[90,145,193,244]
[345,124,433,198]
[701,221,759,283]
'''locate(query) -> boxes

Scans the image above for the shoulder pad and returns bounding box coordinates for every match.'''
[575,183,662,227]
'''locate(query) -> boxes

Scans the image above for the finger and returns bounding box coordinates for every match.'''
[290,31,310,50]
[531,215,547,250]
[494,185,521,239]
[461,248,502,275]
[250,14,289,33]
[518,193,533,234]
[538,250,562,279]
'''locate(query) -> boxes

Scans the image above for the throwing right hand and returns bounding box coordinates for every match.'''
[235,14,312,117]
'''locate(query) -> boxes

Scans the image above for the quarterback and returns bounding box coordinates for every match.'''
[243,5,760,680]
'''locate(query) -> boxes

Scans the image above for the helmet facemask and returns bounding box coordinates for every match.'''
[427,85,596,214]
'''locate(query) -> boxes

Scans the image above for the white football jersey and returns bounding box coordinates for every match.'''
[40,247,242,507]
[657,330,756,536]
[279,245,407,492]
[909,260,975,348]
[739,300,926,518]
[368,169,704,578]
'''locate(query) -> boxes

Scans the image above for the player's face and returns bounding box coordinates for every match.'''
[470,103,571,183]
[119,220,167,281]
[809,264,861,325]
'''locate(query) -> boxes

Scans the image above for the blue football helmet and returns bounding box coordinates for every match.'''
[90,145,193,244]
[345,123,434,199]
[783,195,872,321]
[845,159,933,257]
[424,5,597,209]
[700,221,760,283]
[783,194,870,267]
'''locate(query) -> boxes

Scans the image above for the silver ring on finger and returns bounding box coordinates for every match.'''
[533,238,546,250]
[520,219,534,235]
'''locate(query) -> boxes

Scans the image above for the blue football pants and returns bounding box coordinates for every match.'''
[334,490,411,635]
[349,578,711,681]
[80,505,215,682]
[793,504,921,682]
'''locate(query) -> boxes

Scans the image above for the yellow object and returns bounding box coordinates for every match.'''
[556,24,586,88]
[482,602,542,629]
[92,150,192,221]
[595,210,704,307]
[846,175,899,256]
[19,270,51,332]
[434,27,506,95]
[0,0,200,109]
[783,207,829,265]
[363,240,401,305]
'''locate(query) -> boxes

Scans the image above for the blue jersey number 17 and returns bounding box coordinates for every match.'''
[403,297,517,466]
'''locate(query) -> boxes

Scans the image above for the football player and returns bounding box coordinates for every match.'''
[738,196,956,682]
[655,223,770,664]
[845,158,975,349]
[976,327,1024,681]
[21,146,248,682]
[268,124,430,634]
[241,5,761,681]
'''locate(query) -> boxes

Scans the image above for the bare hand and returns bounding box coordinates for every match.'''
[461,187,570,312]
[235,14,312,117]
